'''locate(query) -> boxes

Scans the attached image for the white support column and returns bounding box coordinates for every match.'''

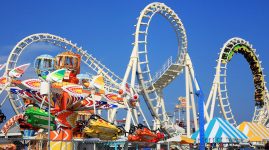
[154,119,160,130]
[160,92,168,126]
[108,108,118,123]
[188,73,198,130]
[185,65,191,137]
[186,54,210,122]
[209,84,218,120]
[137,103,150,128]
[122,45,138,88]
[107,109,110,121]
[97,109,102,116]
[122,50,135,87]
[124,108,132,132]
[131,108,139,125]
[155,98,161,129]
[205,79,215,110]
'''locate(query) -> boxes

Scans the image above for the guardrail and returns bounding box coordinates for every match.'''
[152,56,174,85]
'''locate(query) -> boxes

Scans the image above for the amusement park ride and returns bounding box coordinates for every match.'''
[0,1,268,150]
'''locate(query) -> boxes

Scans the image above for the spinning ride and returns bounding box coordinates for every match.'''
[1,51,129,150]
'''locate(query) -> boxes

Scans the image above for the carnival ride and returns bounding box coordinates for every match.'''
[128,124,164,143]
[0,1,268,150]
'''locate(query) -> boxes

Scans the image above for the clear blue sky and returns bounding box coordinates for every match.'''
[0,0,269,126]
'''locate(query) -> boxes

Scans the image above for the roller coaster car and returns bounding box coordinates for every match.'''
[255,91,264,97]
[128,124,164,143]
[24,106,56,130]
[254,74,262,79]
[254,74,263,83]
[221,50,235,64]
[252,69,262,76]
[221,54,228,63]
[241,48,251,55]
[254,79,263,85]
[250,62,259,70]
[83,115,124,140]
[227,50,234,62]
[223,48,230,53]
[255,101,264,107]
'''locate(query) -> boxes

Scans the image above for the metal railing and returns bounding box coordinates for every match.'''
[152,56,174,85]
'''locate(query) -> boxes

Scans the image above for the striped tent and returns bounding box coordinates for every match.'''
[237,122,269,142]
[191,118,248,143]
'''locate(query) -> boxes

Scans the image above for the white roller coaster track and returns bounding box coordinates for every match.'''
[122,2,187,136]
[206,37,269,126]
[3,33,124,115]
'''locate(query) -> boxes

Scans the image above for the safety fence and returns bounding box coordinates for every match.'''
[0,138,190,150]
[0,138,262,150]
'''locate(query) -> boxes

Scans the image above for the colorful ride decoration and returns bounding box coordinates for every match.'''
[8,63,30,78]
[128,124,164,143]
[50,128,73,150]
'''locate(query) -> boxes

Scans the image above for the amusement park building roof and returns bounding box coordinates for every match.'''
[191,118,248,143]
[237,122,269,142]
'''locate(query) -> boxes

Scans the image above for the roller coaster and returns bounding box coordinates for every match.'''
[0,1,268,149]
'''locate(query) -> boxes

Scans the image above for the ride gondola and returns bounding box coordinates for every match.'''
[55,51,81,84]
[83,114,125,140]
[34,54,55,80]
[128,124,164,143]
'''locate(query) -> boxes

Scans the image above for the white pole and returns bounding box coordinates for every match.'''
[209,85,218,120]
[188,74,198,130]
[185,65,190,137]
[124,106,132,132]
[131,108,138,126]
[48,82,51,149]
[186,54,210,121]
[205,80,215,110]
[122,47,136,89]
[137,104,150,128]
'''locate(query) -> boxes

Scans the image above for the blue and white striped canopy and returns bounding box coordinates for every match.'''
[191,118,248,143]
